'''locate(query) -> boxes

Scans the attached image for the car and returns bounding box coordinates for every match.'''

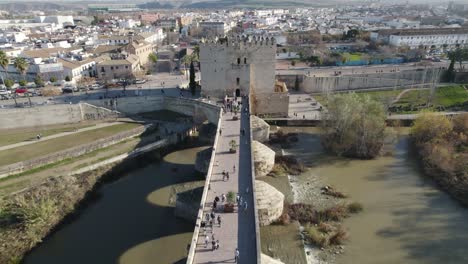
[15,88,28,94]
[0,89,11,95]
[134,79,147,84]
[62,87,73,93]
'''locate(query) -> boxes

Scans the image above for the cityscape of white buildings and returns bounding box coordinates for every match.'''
[0,2,467,86]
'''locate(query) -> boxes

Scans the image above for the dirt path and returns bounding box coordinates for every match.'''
[392,88,429,104]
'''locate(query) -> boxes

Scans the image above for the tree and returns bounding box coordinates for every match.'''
[148,53,158,64]
[50,76,57,83]
[0,50,9,79]
[65,75,71,82]
[444,58,456,82]
[189,61,196,96]
[294,75,300,91]
[411,111,453,144]
[448,48,468,69]
[4,79,13,89]
[34,76,44,87]
[321,93,387,159]
[19,79,27,86]
[13,57,28,79]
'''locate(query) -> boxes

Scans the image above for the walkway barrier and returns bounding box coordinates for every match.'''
[248,101,262,263]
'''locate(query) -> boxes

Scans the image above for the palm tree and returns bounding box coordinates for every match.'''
[14,57,29,79]
[0,51,9,83]
[13,57,29,107]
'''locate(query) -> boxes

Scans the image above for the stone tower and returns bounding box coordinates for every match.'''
[200,35,289,117]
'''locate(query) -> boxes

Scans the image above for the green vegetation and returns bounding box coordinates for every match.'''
[315,85,468,114]
[321,93,387,159]
[189,61,196,95]
[4,79,14,89]
[411,112,468,205]
[0,123,95,147]
[34,76,44,87]
[0,123,141,167]
[342,52,362,62]
[18,80,26,87]
[49,76,57,83]
[65,75,71,82]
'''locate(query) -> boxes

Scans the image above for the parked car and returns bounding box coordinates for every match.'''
[89,84,103,90]
[15,88,28,94]
[62,87,73,93]
[0,89,11,95]
[134,79,147,84]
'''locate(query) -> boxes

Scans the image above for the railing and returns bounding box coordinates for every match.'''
[247,98,262,263]
[186,107,222,264]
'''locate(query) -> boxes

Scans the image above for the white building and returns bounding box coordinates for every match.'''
[34,16,74,26]
[373,27,468,49]
[199,21,229,36]
[58,58,96,82]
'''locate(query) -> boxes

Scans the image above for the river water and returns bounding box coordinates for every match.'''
[280,127,468,264]
[24,145,208,264]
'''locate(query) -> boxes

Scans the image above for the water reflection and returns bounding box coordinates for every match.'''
[24,146,206,264]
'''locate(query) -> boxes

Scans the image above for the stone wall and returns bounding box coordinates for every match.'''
[87,96,221,125]
[0,104,82,129]
[277,68,445,93]
[251,115,270,143]
[0,103,119,130]
[252,140,275,178]
[195,147,212,174]
[253,92,289,117]
[256,180,284,226]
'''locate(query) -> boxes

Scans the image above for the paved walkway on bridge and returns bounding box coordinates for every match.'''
[193,97,257,264]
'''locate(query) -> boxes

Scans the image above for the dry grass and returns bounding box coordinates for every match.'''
[329,227,349,246]
[304,224,329,248]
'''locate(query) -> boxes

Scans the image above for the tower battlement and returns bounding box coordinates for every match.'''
[200,35,276,50]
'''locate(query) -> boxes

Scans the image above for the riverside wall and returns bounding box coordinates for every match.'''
[0,96,220,130]
[0,103,120,130]
[277,68,445,93]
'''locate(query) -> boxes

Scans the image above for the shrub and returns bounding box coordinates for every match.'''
[304,225,329,247]
[318,222,334,233]
[34,76,44,87]
[65,75,71,82]
[318,204,349,222]
[49,76,57,83]
[4,79,14,89]
[411,111,452,143]
[329,227,349,245]
[18,80,27,86]
[275,211,291,225]
[226,191,236,204]
[347,202,363,214]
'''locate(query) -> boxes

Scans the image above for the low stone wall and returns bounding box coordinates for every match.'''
[253,92,289,118]
[0,125,148,179]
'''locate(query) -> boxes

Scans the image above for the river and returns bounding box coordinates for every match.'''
[264,127,468,264]
[24,145,208,264]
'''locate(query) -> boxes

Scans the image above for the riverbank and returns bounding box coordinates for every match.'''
[0,135,200,264]
[263,126,468,264]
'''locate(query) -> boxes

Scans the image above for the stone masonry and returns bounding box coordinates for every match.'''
[256,180,284,226]
[252,140,275,178]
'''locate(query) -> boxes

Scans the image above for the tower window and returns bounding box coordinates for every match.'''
[237,58,241,64]
[244,58,247,64]
[236,77,240,85]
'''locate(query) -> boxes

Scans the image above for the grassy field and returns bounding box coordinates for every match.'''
[0,123,141,167]
[0,123,96,147]
[343,52,362,62]
[314,85,468,113]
